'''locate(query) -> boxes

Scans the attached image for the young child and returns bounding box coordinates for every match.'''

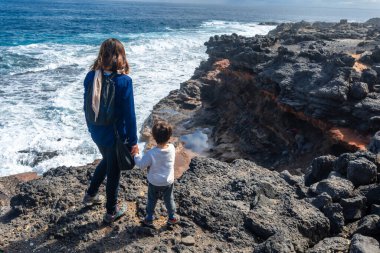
[134,121,178,226]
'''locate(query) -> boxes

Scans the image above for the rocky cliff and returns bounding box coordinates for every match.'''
[142,19,380,172]
[1,19,380,253]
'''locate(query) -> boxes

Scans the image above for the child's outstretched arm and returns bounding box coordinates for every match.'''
[134,152,152,170]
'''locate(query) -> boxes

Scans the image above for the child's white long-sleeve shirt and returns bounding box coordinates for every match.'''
[134,143,175,186]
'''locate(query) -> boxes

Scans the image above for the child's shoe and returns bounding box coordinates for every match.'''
[167,216,179,226]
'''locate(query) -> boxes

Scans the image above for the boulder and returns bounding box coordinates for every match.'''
[308,192,333,210]
[355,214,380,236]
[305,155,337,186]
[369,131,380,154]
[253,233,297,253]
[361,68,378,88]
[307,192,349,234]
[177,158,330,252]
[280,170,303,186]
[334,153,358,176]
[349,233,380,253]
[280,170,308,198]
[356,184,380,205]
[322,203,345,234]
[340,196,367,221]
[347,157,377,186]
[310,177,354,201]
[334,152,379,177]
[349,82,369,100]
[360,54,374,65]
[306,237,350,253]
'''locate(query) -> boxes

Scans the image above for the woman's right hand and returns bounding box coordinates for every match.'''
[130,144,139,156]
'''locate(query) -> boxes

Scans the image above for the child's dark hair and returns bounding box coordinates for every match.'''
[152,121,172,144]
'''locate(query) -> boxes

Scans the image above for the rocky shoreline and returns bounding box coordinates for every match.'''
[142,18,380,172]
[1,19,380,252]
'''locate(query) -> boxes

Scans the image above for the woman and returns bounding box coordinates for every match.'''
[82,38,139,223]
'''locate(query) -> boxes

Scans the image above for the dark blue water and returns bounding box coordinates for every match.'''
[1,0,379,46]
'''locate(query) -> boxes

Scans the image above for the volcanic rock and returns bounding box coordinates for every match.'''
[310,176,354,201]
[356,184,380,206]
[307,192,333,210]
[350,82,369,100]
[178,158,330,252]
[142,19,380,173]
[347,157,377,186]
[333,151,379,177]
[355,214,380,236]
[349,233,380,253]
[304,155,337,186]
[340,195,367,221]
[306,237,350,253]
[0,156,336,252]
[369,131,380,153]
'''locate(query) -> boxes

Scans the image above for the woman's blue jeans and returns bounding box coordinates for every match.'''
[87,144,120,214]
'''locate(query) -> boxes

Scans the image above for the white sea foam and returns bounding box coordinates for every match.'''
[0,21,275,176]
[201,20,275,37]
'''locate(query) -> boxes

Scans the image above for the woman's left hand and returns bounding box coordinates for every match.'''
[130,144,139,156]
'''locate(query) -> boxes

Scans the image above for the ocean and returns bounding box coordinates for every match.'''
[0,0,378,176]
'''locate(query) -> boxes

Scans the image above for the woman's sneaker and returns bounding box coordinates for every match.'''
[167,216,179,226]
[82,193,104,206]
[103,205,127,224]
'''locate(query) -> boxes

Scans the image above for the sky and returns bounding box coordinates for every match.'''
[127,0,380,9]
